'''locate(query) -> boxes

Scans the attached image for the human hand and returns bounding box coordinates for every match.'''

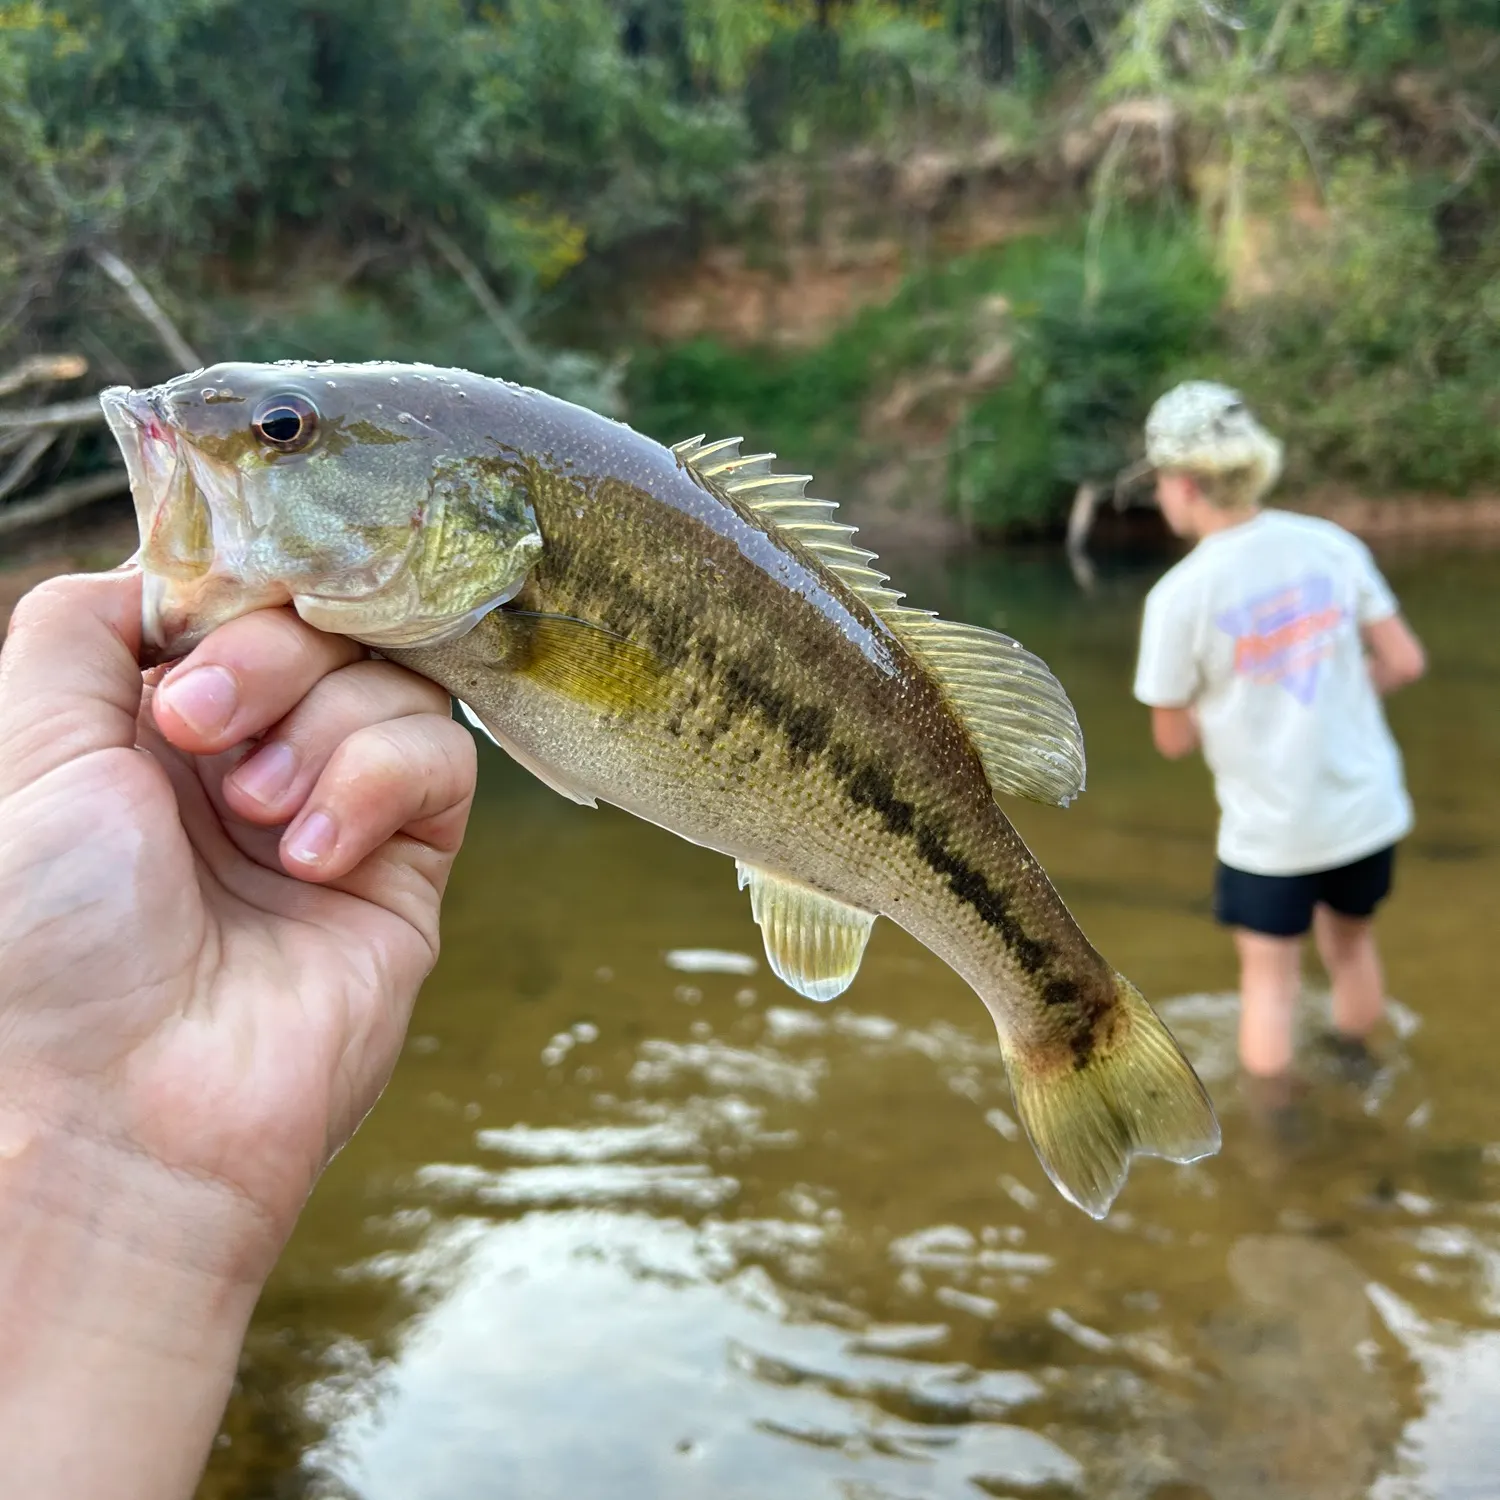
[0,564,475,1497]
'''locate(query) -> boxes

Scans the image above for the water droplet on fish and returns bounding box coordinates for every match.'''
[398,412,413,423]
[325,380,337,388]
[390,376,400,385]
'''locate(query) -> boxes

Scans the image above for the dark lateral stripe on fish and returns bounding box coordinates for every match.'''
[841,756,1112,1069]
[674,641,1110,1062]
[528,523,1112,1070]
[530,529,699,674]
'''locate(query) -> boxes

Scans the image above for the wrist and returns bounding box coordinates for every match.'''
[0,1104,277,1499]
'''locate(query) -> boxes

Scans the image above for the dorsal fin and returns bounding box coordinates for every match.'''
[672,434,1088,808]
[881,608,1086,806]
[672,434,905,612]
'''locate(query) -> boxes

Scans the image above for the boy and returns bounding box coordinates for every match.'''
[1131,381,1426,1084]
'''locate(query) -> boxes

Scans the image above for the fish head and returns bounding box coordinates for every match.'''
[101,360,544,661]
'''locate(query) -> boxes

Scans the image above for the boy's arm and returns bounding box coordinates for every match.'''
[1362,613,1426,695]
[1350,536,1425,695]
[1134,577,1200,760]
[1151,705,1199,759]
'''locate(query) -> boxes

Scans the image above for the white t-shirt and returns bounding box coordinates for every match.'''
[1133,509,1413,876]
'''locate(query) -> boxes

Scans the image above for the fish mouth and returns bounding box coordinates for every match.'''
[101,386,288,664]
[101,386,183,661]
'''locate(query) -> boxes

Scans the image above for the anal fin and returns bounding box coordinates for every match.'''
[736,862,876,1003]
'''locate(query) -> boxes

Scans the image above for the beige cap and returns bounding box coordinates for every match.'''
[1142,380,1283,497]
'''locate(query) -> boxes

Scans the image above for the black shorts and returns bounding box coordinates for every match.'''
[1213,844,1397,939]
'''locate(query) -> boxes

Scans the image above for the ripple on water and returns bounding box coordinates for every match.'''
[196,547,1500,1500]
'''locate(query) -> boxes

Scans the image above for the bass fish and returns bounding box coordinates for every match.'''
[101,360,1219,1217]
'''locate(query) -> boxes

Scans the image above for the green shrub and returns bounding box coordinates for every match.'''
[954,224,1223,531]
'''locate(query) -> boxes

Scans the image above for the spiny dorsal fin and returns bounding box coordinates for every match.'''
[673,433,906,611]
[673,435,1086,807]
[736,862,876,1003]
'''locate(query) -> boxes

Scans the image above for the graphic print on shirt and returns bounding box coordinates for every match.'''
[1215,572,1346,706]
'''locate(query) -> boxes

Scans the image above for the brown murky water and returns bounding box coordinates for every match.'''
[194,540,1496,1500]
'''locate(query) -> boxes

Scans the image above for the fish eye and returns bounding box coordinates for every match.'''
[251,394,319,453]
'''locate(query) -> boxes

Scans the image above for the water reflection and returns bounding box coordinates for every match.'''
[199,543,1500,1500]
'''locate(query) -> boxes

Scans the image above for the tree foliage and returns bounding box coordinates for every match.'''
[3,0,1500,524]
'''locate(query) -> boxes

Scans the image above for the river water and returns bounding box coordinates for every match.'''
[197,538,1497,1500]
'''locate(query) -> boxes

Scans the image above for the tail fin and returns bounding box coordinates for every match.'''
[1005,978,1220,1219]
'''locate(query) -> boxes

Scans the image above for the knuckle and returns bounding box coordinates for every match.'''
[8,573,88,636]
[335,720,416,790]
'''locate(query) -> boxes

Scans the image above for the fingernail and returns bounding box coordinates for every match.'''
[230,741,296,805]
[286,810,337,867]
[159,665,237,737]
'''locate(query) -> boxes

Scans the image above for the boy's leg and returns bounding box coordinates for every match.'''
[1234,929,1303,1077]
[1312,906,1384,1040]
[1313,845,1396,1045]
[1215,861,1314,1077]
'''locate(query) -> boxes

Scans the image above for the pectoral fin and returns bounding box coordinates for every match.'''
[493,610,672,717]
[736,862,876,1003]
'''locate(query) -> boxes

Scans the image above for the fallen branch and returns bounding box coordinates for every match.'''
[426,225,540,367]
[0,354,89,400]
[1065,480,1101,592]
[0,395,107,433]
[0,431,56,502]
[0,468,130,539]
[89,246,202,371]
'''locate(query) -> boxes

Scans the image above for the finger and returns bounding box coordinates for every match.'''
[152,606,364,755]
[0,567,144,803]
[220,660,452,825]
[278,713,477,884]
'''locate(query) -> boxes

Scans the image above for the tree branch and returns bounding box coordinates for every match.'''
[426,225,540,368]
[89,247,203,370]
[1083,121,1135,307]
[0,468,129,539]
[0,354,88,401]
[0,431,56,503]
[0,396,107,433]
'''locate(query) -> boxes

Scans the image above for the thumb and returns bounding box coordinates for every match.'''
[0,566,145,803]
